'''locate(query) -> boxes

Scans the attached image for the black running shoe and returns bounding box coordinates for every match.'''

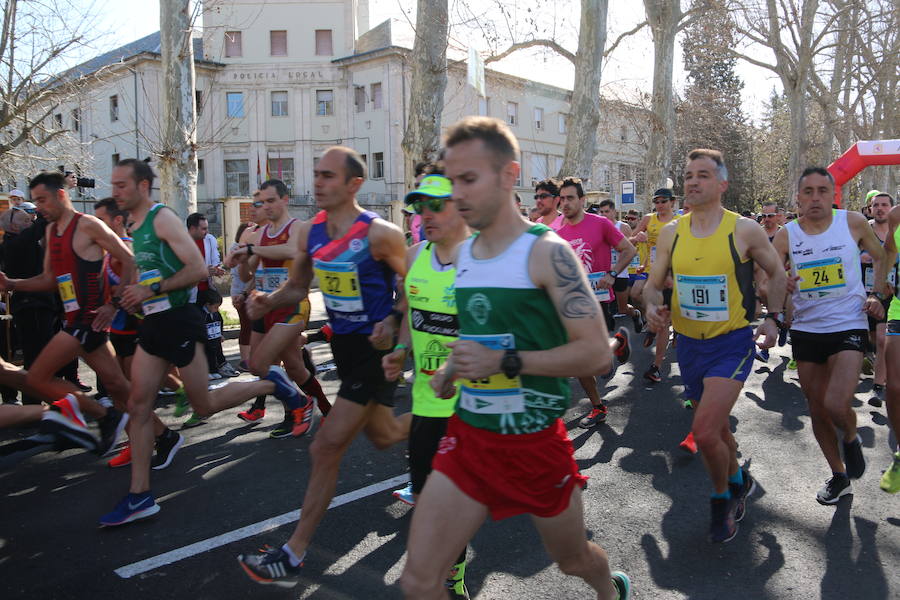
[643,365,662,383]
[709,497,738,543]
[151,429,184,470]
[631,309,644,333]
[816,474,852,505]
[729,468,757,522]
[97,407,129,457]
[611,571,631,600]
[843,434,866,479]
[869,384,884,408]
[237,545,302,587]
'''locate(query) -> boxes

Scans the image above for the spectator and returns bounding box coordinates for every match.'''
[230,222,254,369]
[63,171,77,190]
[186,212,224,300]
[200,288,237,380]
[8,189,25,208]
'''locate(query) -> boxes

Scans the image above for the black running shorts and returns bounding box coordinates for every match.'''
[612,277,629,294]
[110,332,138,358]
[790,329,868,364]
[138,304,207,367]
[62,325,109,354]
[409,415,450,495]
[330,333,397,407]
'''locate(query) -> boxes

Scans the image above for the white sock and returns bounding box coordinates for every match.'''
[281,544,304,567]
[96,396,113,409]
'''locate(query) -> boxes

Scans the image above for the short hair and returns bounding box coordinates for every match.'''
[535,178,561,196]
[260,178,289,198]
[443,116,520,172]
[116,158,155,189]
[873,193,894,206]
[627,209,641,217]
[414,161,431,177]
[559,177,585,198]
[94,197,128,221]
[687,148,728,181]
[762,201,778,209]
[325,146,367,181]
[186,212,207,229]
[29,171,66,193]
[200,288,222,306]
[599,199,615,210]
[797,167,834,190]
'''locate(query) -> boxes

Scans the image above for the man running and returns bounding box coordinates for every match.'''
[773,167,887,506]
[556,178,633,427]
[861,191,895,407]
[399,117,630,600]
[877,197,900,493]
[597,200,639,322]
[760,202,781,242]
[532,178,564,229]
[645,149,786,543]
[237,146,411,585]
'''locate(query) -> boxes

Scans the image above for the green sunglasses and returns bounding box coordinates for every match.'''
[410,196,449,215]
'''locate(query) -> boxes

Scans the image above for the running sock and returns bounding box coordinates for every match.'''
[96,396,113,409]
[281,543,305,567]
[728,469,744,487]
[300,374,330,416]
[711,489,732,500]
[251,395,266,411]
[832,471,849,480]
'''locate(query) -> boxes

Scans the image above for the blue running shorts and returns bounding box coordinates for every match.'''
[676,326,754,401]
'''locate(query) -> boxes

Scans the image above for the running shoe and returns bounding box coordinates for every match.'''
[173,388,189,418]
[219,362,241,378]
[208,372,222,381]
[861,355,874,376]
[39,397,98,452]
[97,407,129,457]
[642,330,655,348]
[611,571,631,600]
[99,491,160,527]
[709,497,738,543]
[777,326,788,347]
[787,358,797,370]
[613,327,631,364]
[238,407,266,422]
[151,429,184,470]
[182,412,207,429]
[679,431,697,454]
[578,405,608,428]
[816,474,852,505]
[843,434,866,479]
[869,384,884,408]
[445,560,470,600]
[269,412,303,439]
[879,452,900,494]
[264,366,302,409]
[290,398,314,437]
[108,443,132,468]
[392,482,415,506]
[237,545,303,587]
[631,309,644,333]
[729,468,757,522]
[237,359,251,373]
[643,365,662,383]
[754,347,769,363]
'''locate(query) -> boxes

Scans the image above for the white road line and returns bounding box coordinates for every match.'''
[114,473,409,579]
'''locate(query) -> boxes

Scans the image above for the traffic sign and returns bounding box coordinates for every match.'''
[621,180,635,204]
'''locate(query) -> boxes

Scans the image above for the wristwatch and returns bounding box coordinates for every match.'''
[501,349,522,379]
[608,270,618,279]
[150,281,162,295]
[872,291,887,302]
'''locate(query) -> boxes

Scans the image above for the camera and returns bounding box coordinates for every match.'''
[76,177,95,188]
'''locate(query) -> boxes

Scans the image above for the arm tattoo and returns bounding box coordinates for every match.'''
[551,245,598,319]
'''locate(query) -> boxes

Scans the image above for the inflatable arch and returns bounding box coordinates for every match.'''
[827,139,900,206]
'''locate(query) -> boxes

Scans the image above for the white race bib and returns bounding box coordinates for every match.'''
[139,269,171,315]
[587,272,612,303]
[676,274,729,322]
[458,333,524,414]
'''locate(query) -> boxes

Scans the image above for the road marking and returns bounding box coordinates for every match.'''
[114,473,409,579]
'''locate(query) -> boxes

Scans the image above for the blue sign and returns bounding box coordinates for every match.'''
[621,180,635,205]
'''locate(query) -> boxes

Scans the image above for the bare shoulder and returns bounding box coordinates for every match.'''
[530,232,579,285]
[735,216,767,242]
[370,216,403,237]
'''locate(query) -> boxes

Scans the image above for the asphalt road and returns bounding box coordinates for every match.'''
[1,313,898,600]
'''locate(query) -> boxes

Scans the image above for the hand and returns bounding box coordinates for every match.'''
[754,318,779,350]
[382,347,407,382]
[785,274,800,294]
[645,303,671,333]
[223,250,245,269]
[445,340,503,380]
[864,296,885,320]
[632,232,648,244]
[91,303,117,332]
[246,290,271,320]
[368,316,396,350]
[429,361,458,399]
[597,273,614,290]
[0,271,12,292]
[232,292,246,310]
[120,283,153,311]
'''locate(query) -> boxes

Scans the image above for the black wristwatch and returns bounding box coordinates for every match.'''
[501,349,522,379]
[245,243,254,256]
[764,312,784,329]
[150,281,162,295]
[608,270,618,279]
[872,291,888,302]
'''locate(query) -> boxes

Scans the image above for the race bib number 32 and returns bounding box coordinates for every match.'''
[458,333,525,415]
[314,260,364,313]
[797,257,847,299]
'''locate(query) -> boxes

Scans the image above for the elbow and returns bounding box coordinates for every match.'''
[582,338,613,377]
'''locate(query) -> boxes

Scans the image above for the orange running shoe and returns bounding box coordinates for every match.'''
[679,431,698,454]
[290,399,314,437]
[108,443,132,468]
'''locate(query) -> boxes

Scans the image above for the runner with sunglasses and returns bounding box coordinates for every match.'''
[598,200,642,328]
[532,179,564,230]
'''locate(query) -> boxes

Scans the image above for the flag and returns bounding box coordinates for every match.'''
[256,154,261,187]
[467,46,485,97]
[265,153,271,181]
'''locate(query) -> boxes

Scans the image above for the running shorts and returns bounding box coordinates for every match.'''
[628,273,648,284]
[137,304,207,368]
[330,333,397,406]
[432,416,588,521]
[409,415,450,495]
[867,297,891,331]
[62,325,109,354]
[251,318,266,334]
[676,326,754,401]
[264,298,311,332]
[790,329,867,364]
[110,332,138,358]
[888,320,900,336]
[612,277,629,294]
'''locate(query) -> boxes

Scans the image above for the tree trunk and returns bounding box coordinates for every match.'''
[559,0,608,182]
[159,0,197,219]
[642,0,679,195]
[401,0,449,191]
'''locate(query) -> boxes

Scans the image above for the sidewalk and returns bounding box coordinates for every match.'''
[219,287,328,330]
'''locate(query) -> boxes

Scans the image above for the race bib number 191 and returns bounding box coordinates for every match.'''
[676,274,729,322]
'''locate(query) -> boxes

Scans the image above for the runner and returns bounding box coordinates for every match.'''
[532,178,564,229]
[101,159,309,527]
[772,167,887,506]
[398,117,630,599]
[382,172,471,599]
[556,178,633,427]
[861,191,895,407]
[645,149,786,542]
[877,195,900,493]
[598,199,642,325]
[237,146,411,585]
[631,188,678,383]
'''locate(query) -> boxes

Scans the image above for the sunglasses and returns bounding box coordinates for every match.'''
[411,196,448,215]
[534,193,555,200]
[251,200,264,208]
[625,216,638,220]
[652,198,670,204]
[762,213,777,218]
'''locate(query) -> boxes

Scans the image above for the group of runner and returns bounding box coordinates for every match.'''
[2,114,898,599]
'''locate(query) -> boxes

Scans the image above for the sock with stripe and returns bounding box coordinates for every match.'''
[281,544,305,567]
[728,468,743,487]
[711,489,731,500]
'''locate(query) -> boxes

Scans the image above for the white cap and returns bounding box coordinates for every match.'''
[13,201,35,212]
[8,188,24,198]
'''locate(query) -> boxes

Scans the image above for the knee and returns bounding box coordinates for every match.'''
[555,547,595,579]
[692,423,722,452]
[126,396,152,420]
[248,356,269,377]
[310,434,344,464]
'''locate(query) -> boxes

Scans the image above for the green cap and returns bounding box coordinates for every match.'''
[404,175,453,213]
[866,189,883,203]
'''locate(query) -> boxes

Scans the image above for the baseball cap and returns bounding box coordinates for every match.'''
[653,188,674,199]
[404,175,452,212]
[13,201,36,214]
[866,189,884,203]
[8,188,24,199]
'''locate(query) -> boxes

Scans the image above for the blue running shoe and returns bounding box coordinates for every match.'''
[392,482,415,506]
[611,571,631,599]
[99,491,160,527]
[777,326,788,347]
[238,545,303,587]
[754,347,769,363]
[264,366,301,410]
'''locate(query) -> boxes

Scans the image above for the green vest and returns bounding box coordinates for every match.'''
[454,225,569,434]
[131,203,190,311]
[406,243,459,417]
[889,224,900,321]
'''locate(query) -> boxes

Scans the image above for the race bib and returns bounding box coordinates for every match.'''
[259,267,289,293]
[206,320,222,340]
[254,267,265,292]
[314,260,364,313]
[626,253,641,275]
[863,264,897,293]
[587,272,612,303]
[458,333,524,415]
[676,274,729,322]
[797,257,846,300]
[139,269,171,315]
[650,246,657,264]
[56,273,79,313]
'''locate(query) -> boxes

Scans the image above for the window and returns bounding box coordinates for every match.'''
[507,101,518,126]
[109,95,119,122]
[111,153,120,171]
[534,107,544,130]
[530,153,548,181]
[225,31,242,57]
[224,159,250,196]
[195,90,203,116]
[371,82,382,109]
[354,86,366,113]
[315,30,333,56]
[558,113,567,134]
[54,113,63,129]
[197,159,205,185]
[267,158,295,191]
[316,89,333,116]
[270,30,287,56]
[373,152,384,179]
[271,91,288,117]
[478,96,490,116]
[71,108,80,132]
[226,92,244,118]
